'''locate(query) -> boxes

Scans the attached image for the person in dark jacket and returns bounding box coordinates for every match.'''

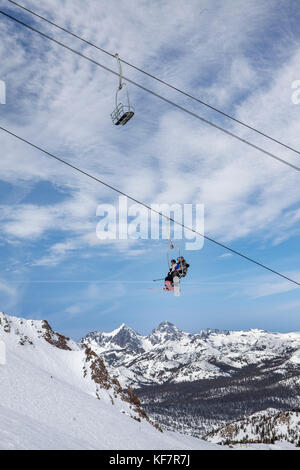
[165,259,178,284]
[177,256,189,278]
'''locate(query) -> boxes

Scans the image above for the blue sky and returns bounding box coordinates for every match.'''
[0,0,300,339]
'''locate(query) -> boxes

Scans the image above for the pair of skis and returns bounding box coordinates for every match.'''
[165,276,180,297]
[151,276,180,296]
[165,276,181,296]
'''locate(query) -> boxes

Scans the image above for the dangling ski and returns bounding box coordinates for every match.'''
[173,276,181,297]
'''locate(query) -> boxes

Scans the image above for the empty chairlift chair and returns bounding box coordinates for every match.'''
[111,54,134,126]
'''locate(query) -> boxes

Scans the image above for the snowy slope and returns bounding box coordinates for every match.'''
[0,312,222,450]
[204,409,300,447]
[81,321,300,388]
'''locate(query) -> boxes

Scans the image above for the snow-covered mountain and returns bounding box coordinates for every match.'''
[204,409,300,447]
[0,312,220,450]
[81,321,300,388]
[1,313,299,450]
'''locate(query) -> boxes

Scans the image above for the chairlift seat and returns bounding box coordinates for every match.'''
[111,102,134,126]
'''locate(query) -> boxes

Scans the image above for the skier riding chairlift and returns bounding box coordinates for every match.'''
[176,256,190,278]
[164,257,190,293]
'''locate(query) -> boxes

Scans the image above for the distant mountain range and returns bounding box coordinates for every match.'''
[81,321,300,388]
[81,321,300,443]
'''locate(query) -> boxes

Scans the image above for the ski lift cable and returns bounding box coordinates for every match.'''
[6,0,300,160]
[1,124,300,288]
[166,219,184,276]
[1,10,300,172]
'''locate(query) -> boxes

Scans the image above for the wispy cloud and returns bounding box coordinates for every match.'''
[0,278,21,312]
[238,271,300,299]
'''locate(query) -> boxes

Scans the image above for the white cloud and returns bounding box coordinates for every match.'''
[237,271,300,299]
[0,279,16,297]
[0,278,22,312]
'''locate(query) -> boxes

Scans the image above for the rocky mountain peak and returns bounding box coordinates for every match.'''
[82,322,143,353]
[148,321,183,345]
[109,323,140,349]
[0,312,76,350]
[157,321,177,330]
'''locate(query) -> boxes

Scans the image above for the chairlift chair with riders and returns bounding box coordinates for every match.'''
[151,219,189,296]
[111,54,134,126]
